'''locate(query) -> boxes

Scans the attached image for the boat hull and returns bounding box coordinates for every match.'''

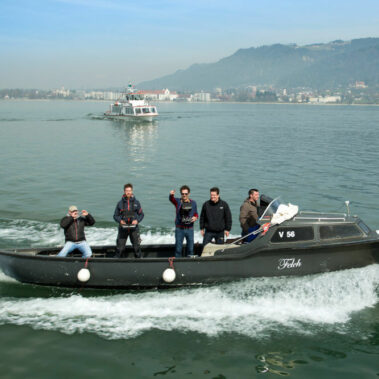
[104,114,156,122]
[0,240,378,289]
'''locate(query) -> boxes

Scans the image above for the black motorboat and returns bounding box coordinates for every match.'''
[0,196,378,289]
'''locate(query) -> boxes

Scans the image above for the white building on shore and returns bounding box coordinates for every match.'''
[309,95,341,104]
[137,89,178,101]
[192,92,211,102]
[52,87,70,97]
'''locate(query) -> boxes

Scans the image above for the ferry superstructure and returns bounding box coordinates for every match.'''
[104,87,158,121]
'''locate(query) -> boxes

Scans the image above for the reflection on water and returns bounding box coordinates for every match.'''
[256,351,294,375]
[109,119,158,164]
[254,347,348,376]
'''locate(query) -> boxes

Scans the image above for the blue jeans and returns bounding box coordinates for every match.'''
[175,227,194,257]
[57,241,92,258]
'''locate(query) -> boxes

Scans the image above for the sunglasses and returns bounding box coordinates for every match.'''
[181,192,189,196]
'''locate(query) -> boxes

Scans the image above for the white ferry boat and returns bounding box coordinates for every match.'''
[104,87,158,122]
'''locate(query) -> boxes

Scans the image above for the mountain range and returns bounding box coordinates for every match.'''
[138,38,379,92]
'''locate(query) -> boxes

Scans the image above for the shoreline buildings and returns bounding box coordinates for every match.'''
[1,81,377,104]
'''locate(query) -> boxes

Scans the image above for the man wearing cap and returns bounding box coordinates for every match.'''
[57,206,96,258]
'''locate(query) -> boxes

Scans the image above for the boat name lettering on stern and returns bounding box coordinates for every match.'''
[277,258,302,270]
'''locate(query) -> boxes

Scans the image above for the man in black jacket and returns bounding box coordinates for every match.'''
[57,205,95,258]
[113,183,144,258]
[200,187,232,246]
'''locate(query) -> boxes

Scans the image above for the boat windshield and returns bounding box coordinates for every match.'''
[125,94,144,101]
[259,196,283,221]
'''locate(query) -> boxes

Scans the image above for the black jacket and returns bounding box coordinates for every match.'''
[113,195,144,226]
[200,199,232,232]
[60,214,95,242]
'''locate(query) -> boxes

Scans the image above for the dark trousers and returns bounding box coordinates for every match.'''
[203,231,224,246]
[116,227,142,258]
[241,225,260,243]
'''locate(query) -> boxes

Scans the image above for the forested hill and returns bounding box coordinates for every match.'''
[138,38,379,91]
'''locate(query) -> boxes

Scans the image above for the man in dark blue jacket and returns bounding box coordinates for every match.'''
[114,183,144,258]
[200,187,232,246]
[58,205,95,258]
[169,185,198,257]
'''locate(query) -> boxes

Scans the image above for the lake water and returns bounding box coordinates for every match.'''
[0,100,378,378]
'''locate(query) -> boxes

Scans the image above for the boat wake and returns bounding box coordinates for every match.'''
[87,113,107,120]
[44,118,77,122]
[0,218,206,248]
[0,265,378,340]
[1,218,378,340]
[0,118,26,122]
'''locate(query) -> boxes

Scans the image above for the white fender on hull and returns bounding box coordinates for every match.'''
[162,268,176,283]
[77,268,90,282]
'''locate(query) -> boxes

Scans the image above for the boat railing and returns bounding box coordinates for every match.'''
[294,211,347,222]
[294,217,346,222]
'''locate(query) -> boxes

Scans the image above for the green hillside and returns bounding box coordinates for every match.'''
[139,38,379,91]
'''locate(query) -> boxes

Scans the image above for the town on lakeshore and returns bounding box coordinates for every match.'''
[1,81,378,105]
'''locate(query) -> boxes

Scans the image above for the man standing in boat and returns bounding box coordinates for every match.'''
[114,183,144,258]
[169,186,198,257]
[200,187,232,245]
[57,205,95,258]
[239,188,260,242]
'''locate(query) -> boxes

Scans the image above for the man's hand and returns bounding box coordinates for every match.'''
[170,190,175,196]
[225,230,230,237]
[70,211,79,219]
[81,210,88,216]
[201,229,205,236]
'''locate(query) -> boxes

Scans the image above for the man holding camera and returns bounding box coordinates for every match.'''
[114,183,144,258]
[169,185,198,257]
[57,205,95,258]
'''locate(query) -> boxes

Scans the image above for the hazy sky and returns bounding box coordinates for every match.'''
[1,0,378,89]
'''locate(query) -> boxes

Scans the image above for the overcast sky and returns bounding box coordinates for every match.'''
[1,0,378,89]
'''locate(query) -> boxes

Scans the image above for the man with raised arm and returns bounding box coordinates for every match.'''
[169,185,198,257]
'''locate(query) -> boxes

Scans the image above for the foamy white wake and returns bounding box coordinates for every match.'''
[0,219,210,246]
[0,219,63,246]
[0,265,378,340]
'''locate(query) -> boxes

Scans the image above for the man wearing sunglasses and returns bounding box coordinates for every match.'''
[57,205,95,258]
[169,185,198,257]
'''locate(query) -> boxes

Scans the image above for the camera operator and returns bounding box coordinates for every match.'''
[169,185,198,257]
[113,183,144,258]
